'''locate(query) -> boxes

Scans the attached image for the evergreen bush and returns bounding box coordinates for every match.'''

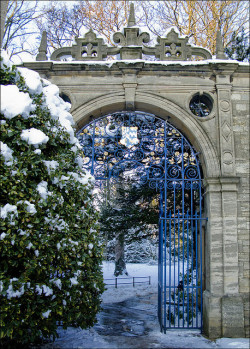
[0,50,104,347]
[225,28,250,62]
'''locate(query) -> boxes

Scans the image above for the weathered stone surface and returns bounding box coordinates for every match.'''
[36,31,47,61]
[203,291,222,339]
[222,295,245,337]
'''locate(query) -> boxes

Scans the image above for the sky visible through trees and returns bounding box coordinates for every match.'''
[2,0,250,63]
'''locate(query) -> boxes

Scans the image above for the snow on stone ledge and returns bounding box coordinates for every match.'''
[50,58,249,67]
[0,85,36,119]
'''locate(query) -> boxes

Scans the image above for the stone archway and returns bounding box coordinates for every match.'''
[73,99,223,334]
[22,3,249,339]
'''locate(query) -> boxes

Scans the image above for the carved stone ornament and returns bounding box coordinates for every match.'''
[220,100,230,112]
[38,2,217,62]
[50,29,108,61]
[155,28,212,61]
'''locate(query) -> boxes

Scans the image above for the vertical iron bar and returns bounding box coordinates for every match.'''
[91,121,96,176]
[182,140,185,328]
[187,210,190,328]
[164,121,167,333]
[182,206,185,328]
[168,210,171,329]
[191,181,194,328]
[173,185,176,327]
[177,209,180,327]
[179,136,184,329]
[195,210,198,328]
[158,191,163,330]
[164,214,167,331]
[199,184,203,330]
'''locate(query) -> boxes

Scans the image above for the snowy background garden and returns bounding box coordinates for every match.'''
[41,261,249,349]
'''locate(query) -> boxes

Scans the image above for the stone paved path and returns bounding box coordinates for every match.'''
[41,292,220,348]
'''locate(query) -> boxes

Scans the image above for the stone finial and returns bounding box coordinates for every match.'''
[128,3,135,27]
[216,30,227,60]
[36,31,48,61]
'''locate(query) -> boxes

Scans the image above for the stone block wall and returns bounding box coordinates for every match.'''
[232,90,250,337]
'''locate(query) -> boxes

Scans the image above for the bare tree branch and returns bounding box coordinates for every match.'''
[2,0,44,58]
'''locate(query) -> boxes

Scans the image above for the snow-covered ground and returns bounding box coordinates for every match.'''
[101,261,159,303]
[42,262,249,349]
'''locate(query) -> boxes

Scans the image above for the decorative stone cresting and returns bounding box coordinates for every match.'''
[50,30,109,61]
[37,3,215,62]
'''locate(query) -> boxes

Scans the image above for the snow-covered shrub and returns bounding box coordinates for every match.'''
[0,50,104,346]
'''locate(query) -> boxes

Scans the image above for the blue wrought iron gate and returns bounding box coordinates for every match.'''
[158,153,204,332]
[77,111,205,332]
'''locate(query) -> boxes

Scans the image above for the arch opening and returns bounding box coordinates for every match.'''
[77,111,206,332]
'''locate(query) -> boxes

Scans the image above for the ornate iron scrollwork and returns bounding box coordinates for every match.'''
[77,111,202,190]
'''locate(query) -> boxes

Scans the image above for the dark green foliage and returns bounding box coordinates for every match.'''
[0,54,104,346]
[225,29,250,62]
[100,178,159,243]
[99,177,159,274]
[168,269,199,326]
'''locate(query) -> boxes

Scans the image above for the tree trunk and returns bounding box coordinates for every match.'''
[0,1,8,47]
[114,232,128,276]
